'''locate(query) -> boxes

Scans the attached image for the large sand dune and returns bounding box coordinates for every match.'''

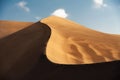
[41,16,120,64]
[0,17,120,80]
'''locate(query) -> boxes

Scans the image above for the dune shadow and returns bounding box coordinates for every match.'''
[0,22,51,80]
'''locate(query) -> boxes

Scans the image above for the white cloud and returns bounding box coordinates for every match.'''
[35,16,41,20]
[94,0,107,8]
[51,9,68,18]
[17,1,30,12]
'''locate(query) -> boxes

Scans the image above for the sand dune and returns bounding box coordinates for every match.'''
[1,17,119,65]
[0,22,51,79]
[41,16,120,64]
[0,17,120,80]
[0,20,33,38]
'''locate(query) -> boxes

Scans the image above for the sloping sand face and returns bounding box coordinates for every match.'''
[41,16,120,64]
[0,22,51,79]
[0,20,33,38]
[0,18,120,79]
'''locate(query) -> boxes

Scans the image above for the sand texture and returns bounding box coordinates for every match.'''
[0,17,120,79]
[0,20,33,38]
[41,16,120,64]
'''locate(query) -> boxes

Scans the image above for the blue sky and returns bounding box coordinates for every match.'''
[0,0,120,34]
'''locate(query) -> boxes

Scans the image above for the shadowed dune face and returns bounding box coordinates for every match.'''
[0,20,33,38]
[41,16,120,64]
[0,22,51,79]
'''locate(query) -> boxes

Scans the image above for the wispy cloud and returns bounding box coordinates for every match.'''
[51,8,68,18]
[17,1,30,12]
[93,0,107,8]
[34,16,41,20]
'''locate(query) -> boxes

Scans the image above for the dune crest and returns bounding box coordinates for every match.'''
[41,16,120,64]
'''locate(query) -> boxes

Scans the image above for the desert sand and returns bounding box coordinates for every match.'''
[0,22,51,79]
[41,16,120,64]
[0,20,33,38]
[0,16,120,80]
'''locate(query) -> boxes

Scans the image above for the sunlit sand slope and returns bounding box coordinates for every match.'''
[41,16,120,64]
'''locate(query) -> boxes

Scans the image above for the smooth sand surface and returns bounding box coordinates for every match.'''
[41,16,120,64]
[0,20,33,38]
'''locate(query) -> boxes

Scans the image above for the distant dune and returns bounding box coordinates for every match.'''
[0,20,33,38]
[41,16,120,64]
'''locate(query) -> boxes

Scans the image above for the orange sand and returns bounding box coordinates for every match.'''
[41,16,120,64]
[0,20,33,38]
